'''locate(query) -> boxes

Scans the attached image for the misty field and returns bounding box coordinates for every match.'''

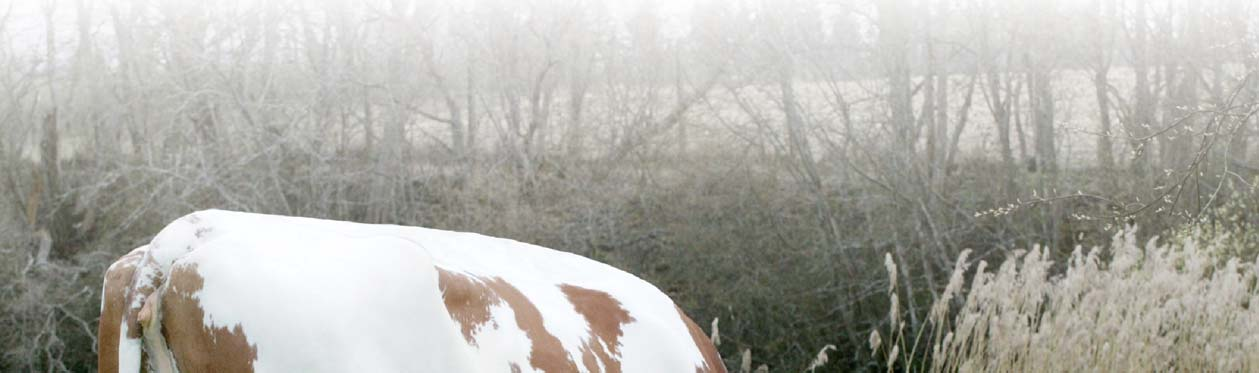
[4,0,1259,371]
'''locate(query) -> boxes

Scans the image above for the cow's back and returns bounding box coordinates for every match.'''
[101,209,725,373]
[157,231,474,372]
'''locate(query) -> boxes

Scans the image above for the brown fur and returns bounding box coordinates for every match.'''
[435,267,579,372]
[485,278,579,372]
[576,340,620,373]
[437,268,501,344]
[677,306,727,373]
[578,343,601,372]
[160,263,258,373]
[98,250,145,373]
[561,284,636,373]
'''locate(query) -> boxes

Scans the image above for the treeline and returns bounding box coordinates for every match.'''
[1,0,1258,371]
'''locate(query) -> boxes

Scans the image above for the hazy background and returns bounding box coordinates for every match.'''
[2,0,1258,371]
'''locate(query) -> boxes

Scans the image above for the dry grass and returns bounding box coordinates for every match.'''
[878,228,1259,372]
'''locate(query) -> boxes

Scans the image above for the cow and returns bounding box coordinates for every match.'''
[98,210,725,373]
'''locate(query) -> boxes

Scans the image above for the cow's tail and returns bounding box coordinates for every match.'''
[100,240,184,373]
[103,211,214,373]
[115,324,144,373]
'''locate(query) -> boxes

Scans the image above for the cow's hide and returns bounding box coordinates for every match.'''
[98,210,725,373]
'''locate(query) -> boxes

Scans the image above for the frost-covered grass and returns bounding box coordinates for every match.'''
[878,228,1259,372]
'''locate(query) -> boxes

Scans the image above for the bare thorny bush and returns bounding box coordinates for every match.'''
[0,227,110,372]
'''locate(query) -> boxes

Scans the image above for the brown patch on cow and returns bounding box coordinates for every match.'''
[436,268,501,344]
[435,267,578,373]
[578,343,601,372]
[98,249,145,373]
[160,263,258,373]
[486,278,579,373]
[561,284,636,373]
[561,285,634,354]
[577,341,619,373]
[677,305,727,373]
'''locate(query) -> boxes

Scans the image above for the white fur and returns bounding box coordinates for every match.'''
[116,324,142,373]
[128,209,714,372]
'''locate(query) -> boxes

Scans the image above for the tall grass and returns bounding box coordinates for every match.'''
[878,227,1259,372]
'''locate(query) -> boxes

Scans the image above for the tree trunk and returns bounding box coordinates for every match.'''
[877,0,915,154]
[979,6,1017,197]
[1128,1,1154,176]
[1093,0,1115,170]
[945,72,977,174]
[464,55,479,156]
[1029,53,1056,174]
[930,0,949,182]
[780,56,843,258]
[988,73,1017,197]
[1094,67,1115,170]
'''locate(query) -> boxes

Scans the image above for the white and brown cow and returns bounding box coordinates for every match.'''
[99,210,725,373]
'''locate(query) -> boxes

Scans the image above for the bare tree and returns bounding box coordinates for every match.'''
[1091,0,1117,170]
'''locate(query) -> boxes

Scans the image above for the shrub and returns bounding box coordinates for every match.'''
[879,227,1259,372]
